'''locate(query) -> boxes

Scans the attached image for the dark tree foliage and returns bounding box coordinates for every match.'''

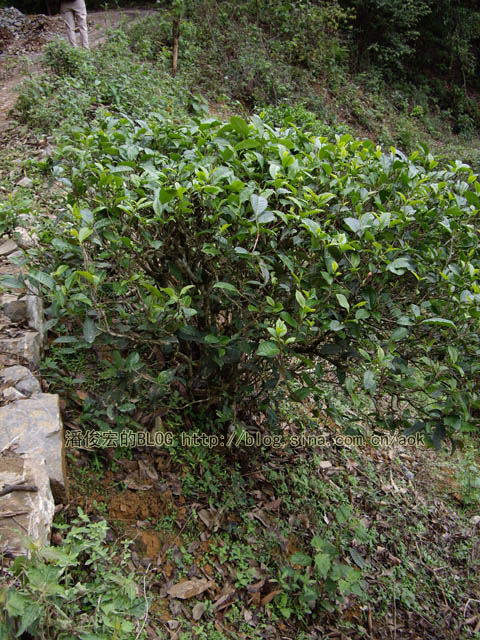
[341,0,480,87]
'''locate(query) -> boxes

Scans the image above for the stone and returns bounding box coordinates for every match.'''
[26,294,44,337]
[0,455,54,556]
[0,394,68,499]
[0,331,42,365]
[8,250,24,261]
[0,239,18,257]
[16,177,33,188]
[14,227,37,250]
[3,299,27,323]
[2,365,41,396]
[2,387,25,402]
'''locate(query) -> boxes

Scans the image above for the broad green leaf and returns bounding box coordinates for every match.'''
[213,282,240,294]
[344,217,361,233]
[83,317,96,344]
[250,194,268,217]
[387,257,411,275]
[363,369,377,393]
[448,345,458,364]
[6,591,28,616]
[78,227,93,243]
[295,291,306,307]
[391,327,408,341]
[256,341,280,357]
[159,188,176,205]
[257,210,276,224]
[230,115,250,137]
[314,553,331,579]
[421,317,457,329]
[329,320,344,331]
[349,547,366,569]
[290,551,312,567]
[28,270,55,290]
[336,293,350,311]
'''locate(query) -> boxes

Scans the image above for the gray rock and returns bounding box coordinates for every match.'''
[2,387,25,402]
[0,394,68,500]
[14,227,37,250]
[0,331,42,365]
[0,294,17,306]
[2,365,41,396]
[0,239,18,257]
[26,295,44,337]
[0,455,54,556]
[16,177,33,188]
[3,299,27,323]
[8,250,25,261]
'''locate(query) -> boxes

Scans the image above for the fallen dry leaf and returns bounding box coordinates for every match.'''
[192,602,206,620]
[198,508,214,529]
[260,590,282,606]
[167,578,213,600]
[247,578,266,594]
[318,460,332,469]
[244,609,254,625]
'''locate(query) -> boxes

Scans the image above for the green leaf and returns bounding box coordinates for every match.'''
[344,217,361,233]
[213,282,240,295]
[447,345,458,364]
[28,270,55,290]
[230,115,250,137]
[83,317,96,344]
[234,139,260,151]
[256,341,280,357]
[336,293,350,311]
[159,188,176,205]
[349,547,366,569]
[290,551,312,567]
[6,591,28,616]
[329,320,344,331]
[257,210,276,224]
[363,369,377,393]
[314,553,331,579]
[421,317,457,330]
[387,257,411,275]
[16,602,42,636]
[250,194,268,217]
[78,227,93,243]
[391,327,408,341]
[295,290,306,308]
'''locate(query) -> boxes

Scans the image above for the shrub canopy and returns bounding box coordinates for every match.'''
[31,111,480,443]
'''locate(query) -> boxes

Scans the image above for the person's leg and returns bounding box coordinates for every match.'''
[60,5,76,47]
[71,0,89,49]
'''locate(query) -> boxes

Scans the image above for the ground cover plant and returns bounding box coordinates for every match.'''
[0,510,148,639]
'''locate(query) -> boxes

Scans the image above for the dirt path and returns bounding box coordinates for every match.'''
[0,8,155,132]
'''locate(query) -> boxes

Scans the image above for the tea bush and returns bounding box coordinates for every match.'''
[27,112,480,443]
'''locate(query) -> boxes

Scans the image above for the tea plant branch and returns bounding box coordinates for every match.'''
[134,563,150,640]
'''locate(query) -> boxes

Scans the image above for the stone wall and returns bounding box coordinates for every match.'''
[0,232,66,556]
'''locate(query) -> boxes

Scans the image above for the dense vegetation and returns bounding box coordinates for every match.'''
[1,2,479,638]
[24,107,480,448]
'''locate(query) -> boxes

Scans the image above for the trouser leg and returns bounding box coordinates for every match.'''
[73,5,89,49]
[61,8,76,47]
